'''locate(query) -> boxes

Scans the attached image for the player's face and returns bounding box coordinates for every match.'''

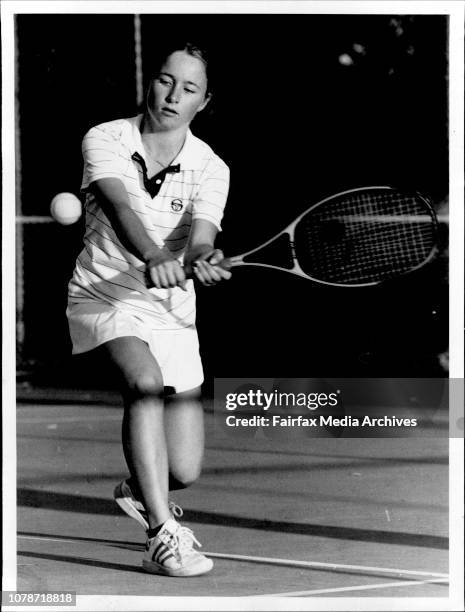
[147,50,210,131]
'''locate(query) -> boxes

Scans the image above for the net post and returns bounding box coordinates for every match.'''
[14,15,25,363]
[134,14,143,107]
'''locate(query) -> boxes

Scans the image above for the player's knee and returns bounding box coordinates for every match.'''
[126,373,164,401]
[169,465,201,490]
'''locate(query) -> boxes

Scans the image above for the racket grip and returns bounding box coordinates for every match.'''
[184,256,233,279]
[218,257,232,270]
[146,256,236,286]
[194,255,233,270]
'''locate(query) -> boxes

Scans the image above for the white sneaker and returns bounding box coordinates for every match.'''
[142,518,213,577]
[114,479,183,531]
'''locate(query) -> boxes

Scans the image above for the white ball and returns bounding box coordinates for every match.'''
[338,53,354,66]
[50,192,82,225]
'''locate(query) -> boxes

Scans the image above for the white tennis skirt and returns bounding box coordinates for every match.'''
[67,301,204,393]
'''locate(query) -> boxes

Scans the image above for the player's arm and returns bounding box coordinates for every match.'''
[90,178,186,289]
[184,219,232,285]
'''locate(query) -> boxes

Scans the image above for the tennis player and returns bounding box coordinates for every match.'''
[67,41,231,577]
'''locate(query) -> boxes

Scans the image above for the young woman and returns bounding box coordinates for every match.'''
[67,41,231,577]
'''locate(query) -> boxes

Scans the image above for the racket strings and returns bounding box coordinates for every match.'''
[295,191,436,284]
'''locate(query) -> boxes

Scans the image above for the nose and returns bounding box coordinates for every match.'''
[166,85,181,104]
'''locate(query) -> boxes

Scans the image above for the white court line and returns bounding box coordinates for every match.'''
[202,552,448,579]
[17,415,122,424]
[18,535,448,581]
[248,577,449,597]
[19,535,92,545]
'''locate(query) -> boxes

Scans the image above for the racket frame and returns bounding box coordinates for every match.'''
[225,186,439,287]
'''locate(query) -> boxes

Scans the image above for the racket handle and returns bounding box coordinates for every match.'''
[194,256,238,270]
[183,256,235,279]
[147,257,235,287]
[218,257,233,270]
[146,256,240,286]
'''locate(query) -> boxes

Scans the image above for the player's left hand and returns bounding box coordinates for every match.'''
[192,249,232,286]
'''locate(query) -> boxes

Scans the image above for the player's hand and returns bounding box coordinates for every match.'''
[191,249,232,286]
[145,252,187,290]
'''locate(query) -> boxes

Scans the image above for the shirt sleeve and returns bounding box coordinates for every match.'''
[192,157,230,230]
[81,124,127,191]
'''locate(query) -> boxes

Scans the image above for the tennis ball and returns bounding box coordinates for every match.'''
[50,192,82,225]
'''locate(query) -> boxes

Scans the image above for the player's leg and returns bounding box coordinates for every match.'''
[164,386,205,491]
[103,337,213,576]
[100,336,171,529]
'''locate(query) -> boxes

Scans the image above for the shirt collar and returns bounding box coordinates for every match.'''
[129,114,204,171]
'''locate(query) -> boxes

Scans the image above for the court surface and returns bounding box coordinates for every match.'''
[16,391,449,600]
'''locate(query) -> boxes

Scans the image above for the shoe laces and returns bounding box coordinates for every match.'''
[151,523,202,563]
[168,501,183,518]
[134,499,146,512]
[175,526,202,556]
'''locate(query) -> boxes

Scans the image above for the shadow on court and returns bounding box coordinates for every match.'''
[16,401,449,597]
[17,490,447,550]
[18,550,142,575]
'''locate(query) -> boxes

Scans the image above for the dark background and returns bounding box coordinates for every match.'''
[15,14,449,391]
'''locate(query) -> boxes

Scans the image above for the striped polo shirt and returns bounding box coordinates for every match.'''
[68,115,230,330]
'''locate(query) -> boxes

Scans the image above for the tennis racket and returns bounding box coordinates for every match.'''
[217,186,439,287]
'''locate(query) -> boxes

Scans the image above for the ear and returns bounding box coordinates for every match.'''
[197,92,212,113]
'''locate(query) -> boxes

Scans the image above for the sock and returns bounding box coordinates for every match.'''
[147,523,164,538]
[127,477,142,500]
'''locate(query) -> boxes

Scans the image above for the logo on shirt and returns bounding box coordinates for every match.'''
[171,199,183,212]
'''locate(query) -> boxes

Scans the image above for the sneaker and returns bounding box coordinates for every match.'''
[142,518,213,577]
[114,479,183,531]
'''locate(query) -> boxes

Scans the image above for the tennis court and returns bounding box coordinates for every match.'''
[5,5,463,610]
[17,388,449,599]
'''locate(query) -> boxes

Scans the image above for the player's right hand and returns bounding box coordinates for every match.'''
[191,250,232,286]
[145,254,187,290]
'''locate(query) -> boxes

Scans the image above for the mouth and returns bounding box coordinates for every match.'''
[161,107,178,116]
